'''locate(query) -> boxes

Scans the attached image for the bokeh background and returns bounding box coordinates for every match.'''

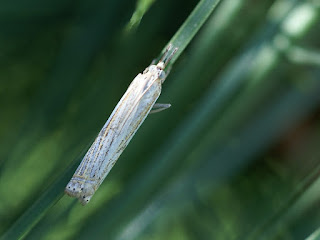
[1,0,320,239]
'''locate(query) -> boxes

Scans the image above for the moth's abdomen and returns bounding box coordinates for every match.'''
[65,177,96,205]
[65,179,83,198]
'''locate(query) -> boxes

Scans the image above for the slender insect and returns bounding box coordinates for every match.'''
[65,44,178,205]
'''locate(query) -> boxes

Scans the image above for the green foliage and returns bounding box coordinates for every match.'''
[1,0,320,239]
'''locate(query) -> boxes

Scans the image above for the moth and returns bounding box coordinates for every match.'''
[65,44,178,205]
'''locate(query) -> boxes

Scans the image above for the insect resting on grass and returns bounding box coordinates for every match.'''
[65,44,178,205]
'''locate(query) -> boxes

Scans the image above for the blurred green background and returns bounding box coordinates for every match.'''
[1,0,320,239]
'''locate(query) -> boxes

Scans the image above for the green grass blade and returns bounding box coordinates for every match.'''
[159,0,222,65]
[0,160,79,240]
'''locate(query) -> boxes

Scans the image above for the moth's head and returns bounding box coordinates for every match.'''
[153,64,166,83]
[143,65,166,83]
[156,61,165,70]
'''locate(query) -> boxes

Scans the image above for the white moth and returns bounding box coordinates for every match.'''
[65,44,177,205]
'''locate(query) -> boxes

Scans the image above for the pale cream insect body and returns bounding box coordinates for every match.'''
[65,45,177,205]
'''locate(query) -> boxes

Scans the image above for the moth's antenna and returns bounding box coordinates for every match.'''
[159,44,172,63]
[163,46,178,67]
[159,44,178,67]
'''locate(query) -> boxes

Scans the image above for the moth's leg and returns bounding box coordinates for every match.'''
[150,103,171,114]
